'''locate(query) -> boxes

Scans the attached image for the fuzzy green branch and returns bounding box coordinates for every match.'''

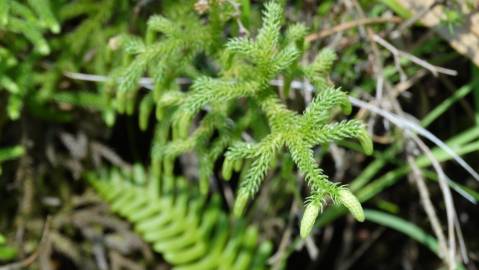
[113,1,373,238]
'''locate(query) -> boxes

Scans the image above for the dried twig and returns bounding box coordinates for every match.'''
[225,0,249,36]
[389,0,443,39]
[348,0,387,102]
[337,228,385,270]
[0,217,51,270]
[407,154,450,267]
[63,72,189,88]
[268,198,299,269]
[391,70,428,98]
[110,251,144,270]
[305,16,402,42]
[372,34,457,76]
[408,133,469,268]
[348,96,479,183]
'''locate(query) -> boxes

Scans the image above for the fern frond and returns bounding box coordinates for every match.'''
[87,168,272,270]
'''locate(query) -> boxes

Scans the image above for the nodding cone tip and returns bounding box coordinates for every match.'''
[177,113,191,138]
[50,24,61,34]
[199,175,209,194]
[358,129,373,156]
[222,158,234,181]
[300,202,321,238]
[233,192,249,217]
[233,159,243,172]
[338,188,365,222]
[341,101,352,116]
[37,43,50,55]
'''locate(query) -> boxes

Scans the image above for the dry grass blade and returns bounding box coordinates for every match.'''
[393,0,479,67]
[0,218,51,270]
[407,154,452,268]
[408,134,469,266]
[372,34,457,76]
[348,96,479,183]
[305,16,402,42]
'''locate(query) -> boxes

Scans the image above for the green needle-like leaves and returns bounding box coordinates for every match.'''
[114,1,373,238]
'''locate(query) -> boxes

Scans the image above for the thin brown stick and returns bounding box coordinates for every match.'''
[407,155,449,263]
[337,228,385,270]
[408,134,459,269]
[346,0,390,109]
[268,199,299,269]
[372,34,457,76]
[305,16,402,42]
[0,217,51,270]
[389,0,442,39]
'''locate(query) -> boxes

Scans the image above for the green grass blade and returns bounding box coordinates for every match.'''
[377,0,411,18]
[318,138,479,227]
[365,209,438,253]
[365,209,465,270]
[421,84,473,128]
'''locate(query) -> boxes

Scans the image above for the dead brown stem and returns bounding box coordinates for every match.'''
[306,17,402,42]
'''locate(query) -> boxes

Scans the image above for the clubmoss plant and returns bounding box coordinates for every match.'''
[0,0,59,119]
[112,1,373,238]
